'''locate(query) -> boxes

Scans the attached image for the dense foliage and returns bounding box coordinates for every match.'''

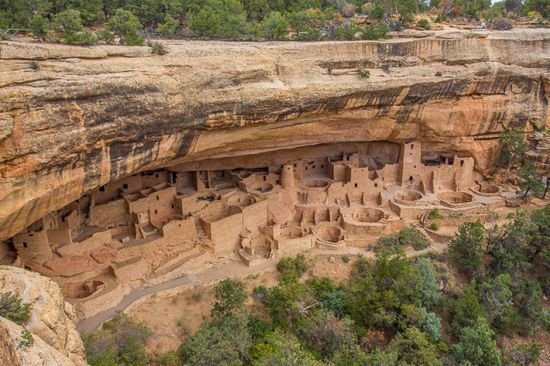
[2,0,546,44]
[375,225,431,252]
[84,314,152,366]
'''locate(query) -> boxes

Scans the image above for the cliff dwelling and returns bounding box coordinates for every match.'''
[0,16,549,364]
[0,140,511,318]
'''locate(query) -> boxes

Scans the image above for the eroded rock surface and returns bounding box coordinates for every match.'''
[0,29,549,240]
[0,317,78,366]
[0,266,87,365]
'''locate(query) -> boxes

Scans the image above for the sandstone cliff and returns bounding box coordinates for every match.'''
[0,266,87,365]
[0,29,549,240]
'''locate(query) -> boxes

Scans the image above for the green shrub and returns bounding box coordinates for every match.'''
[359,70,370,78]
[251,329,322,365]
[289,9,325,37]
[261,11,289,40]
[247,314,272,340]
[449,221,485,277]
[54,9,84,35]
[428,209,443,220]
[519,159,544,198]
[64,31,97,45]
[156,14,180,37]
[335,22,359,40]
[29,15,49,39]
[294,28,322,41]
[179,315,251,366]
[361,23,388,40]
[369,6,384,20]
[107,9,144,46]
[212,279,247,318]
[0,292,31,325]
[504,342,543,366]
[375,233,401,253]
[414,258,441,307]
[399,227,430,250]
[53,9,97,45]
[150,42,167,55]
[417,18,431,29]
[96,28,115,44]
[277,254,308,282]
[429,221,440,231]
[342,255,350,264]
[377,227,430,252]
[85,314,151,366]
[18,329,33,349]
[188,0,248,39]
[158,351,180,366]
[386,327,443,365]
[451,317,502,366]
[497,129,527,168]
[0,27,13,40]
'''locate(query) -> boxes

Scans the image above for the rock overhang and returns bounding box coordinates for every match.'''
[0,29,549,241]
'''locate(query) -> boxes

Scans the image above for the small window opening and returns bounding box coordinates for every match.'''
[460,160,464,167]
[99,186,105,192]
[23,242,28,248]
[123,183,128,189]
[354,183,358,188]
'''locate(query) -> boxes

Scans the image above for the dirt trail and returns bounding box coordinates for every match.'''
[77,274,198,334]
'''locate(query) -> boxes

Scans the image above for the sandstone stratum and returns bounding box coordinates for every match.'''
[0,266,86,365]
[0,29,549,241]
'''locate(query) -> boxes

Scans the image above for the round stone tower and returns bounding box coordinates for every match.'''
[280,164,295,189]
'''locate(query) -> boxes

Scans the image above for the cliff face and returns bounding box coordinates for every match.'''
[0,266,87,365]
[0,29,549,241]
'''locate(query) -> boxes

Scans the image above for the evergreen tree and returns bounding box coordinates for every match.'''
[212,279,248,319]
[451,317,502,366]
[107,8,144,45]
[261,11,289,40]
[449,221,485,278]
[518,160,544,198]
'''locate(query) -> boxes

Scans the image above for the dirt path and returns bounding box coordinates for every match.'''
[76,243,447,334]
[77,273,198,334]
